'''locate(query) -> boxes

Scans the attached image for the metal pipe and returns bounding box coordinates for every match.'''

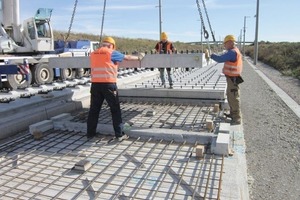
[158,0,162,38]
[201,23,203,52]
[99,0,107,42]
[243,16,250,57]
[254,0,260,65]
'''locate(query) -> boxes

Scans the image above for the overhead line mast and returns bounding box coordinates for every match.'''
[99,0,107,43]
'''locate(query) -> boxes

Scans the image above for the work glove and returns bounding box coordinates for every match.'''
[205,50,210,59]
[138,53,145,61]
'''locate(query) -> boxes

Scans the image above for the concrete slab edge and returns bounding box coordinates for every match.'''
[0,98,88,140]
[221,125,250,200]
[27,114,237,156]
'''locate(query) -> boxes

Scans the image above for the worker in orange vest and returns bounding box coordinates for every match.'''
[155,32,176,89]
[210,35,244,125]
[87,36,142,141]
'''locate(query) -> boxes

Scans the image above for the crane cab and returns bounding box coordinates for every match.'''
[22,8,54,53]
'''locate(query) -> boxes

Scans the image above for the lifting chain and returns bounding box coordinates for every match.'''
[201,0,215,42]
[196,0,209,40]
[196,0,215,54]
[65,0,78,41]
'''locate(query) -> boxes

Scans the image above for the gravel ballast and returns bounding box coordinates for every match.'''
[240,58,300,200]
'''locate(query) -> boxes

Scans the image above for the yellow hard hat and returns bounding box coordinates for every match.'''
[161,32,168,40]
[223,35,235,44]
[103,36,116,48]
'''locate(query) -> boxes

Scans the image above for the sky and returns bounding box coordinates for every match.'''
[18,0,300,43]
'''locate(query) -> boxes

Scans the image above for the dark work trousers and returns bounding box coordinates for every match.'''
[87,83,123,138]
[226,76,241,120]
[159,68,173,86]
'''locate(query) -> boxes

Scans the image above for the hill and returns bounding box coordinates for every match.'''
[53,31,203,54]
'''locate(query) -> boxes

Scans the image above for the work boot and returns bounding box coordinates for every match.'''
[224,113,233,119]
[86,132,102,139]
[117,134,129,142]
[160,83,166,88]
[231,118,241,125]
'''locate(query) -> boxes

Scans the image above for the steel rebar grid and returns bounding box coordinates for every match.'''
[52,136,144,199]
[2,131,89,199]
[0,130,224,199]
[28,132,113,199]
[71,102,219,133]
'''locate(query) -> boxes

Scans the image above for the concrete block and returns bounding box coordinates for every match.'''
[195,145,205,159]
[33,131,43,140]
[74,159,92,171]
[213,104,219,113]
[29,120,53,135]
[145,109,156,117]
[219,123,230,134]
[206,120,214,131]
[211,133,230,156]
[50,113,73,121]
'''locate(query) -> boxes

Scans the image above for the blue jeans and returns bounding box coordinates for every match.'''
[159,68,173,86]
[87,83,123,137]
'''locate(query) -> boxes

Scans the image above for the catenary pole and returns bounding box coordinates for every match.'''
[243,16,250,57]
[159,0,162,39]
[99,0,107,42]
[254,0,259,65]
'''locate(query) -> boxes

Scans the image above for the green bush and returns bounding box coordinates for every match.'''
[245,42,300,79]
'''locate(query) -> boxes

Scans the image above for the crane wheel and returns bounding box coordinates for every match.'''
[32,63,54,85]
[60,68,75,80]
[3,70,32,90]
[75,68,84,78]
[82,68,90,77]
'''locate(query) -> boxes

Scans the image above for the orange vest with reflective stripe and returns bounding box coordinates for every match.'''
[156,41,173,54]
[90,47,118,83]
[223,47,243,77]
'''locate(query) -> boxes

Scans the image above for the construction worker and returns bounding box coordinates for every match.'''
[210,35,244,125]
[87,36,142,141]
[155,32,176,89]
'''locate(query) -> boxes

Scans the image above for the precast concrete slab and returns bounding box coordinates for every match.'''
[0,63,228,140]
[0,82,91,140]
[0,70,157,139]
[118,63,227,100]
[49,53,207,69]
[32,101,232,155]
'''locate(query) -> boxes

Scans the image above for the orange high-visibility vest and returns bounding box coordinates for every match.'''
[90,47,118,83]
[223,47,243,77]
[156,41,173,54]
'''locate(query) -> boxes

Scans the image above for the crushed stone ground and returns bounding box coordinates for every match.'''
[241,59,300,200]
